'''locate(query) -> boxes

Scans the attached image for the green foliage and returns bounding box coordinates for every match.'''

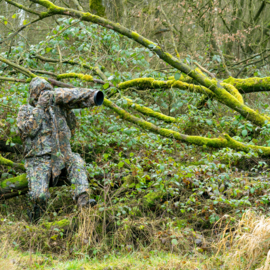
[1,15,270,265]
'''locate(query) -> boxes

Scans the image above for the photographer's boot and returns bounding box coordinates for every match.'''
[27,199,46,223]
[77,193,97,208]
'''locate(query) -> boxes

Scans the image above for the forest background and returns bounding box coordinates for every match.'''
[1,0,270,269]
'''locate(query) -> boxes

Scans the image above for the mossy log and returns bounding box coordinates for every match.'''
[0,174,28,200]
[0,154,25,171]
[118,78,215,97]
[0,148,27,197]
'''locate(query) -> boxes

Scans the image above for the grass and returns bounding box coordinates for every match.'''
[0,248,211,270]
[2,210,270,269]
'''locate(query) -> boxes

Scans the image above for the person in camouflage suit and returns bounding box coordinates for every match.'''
[17,77,103,221]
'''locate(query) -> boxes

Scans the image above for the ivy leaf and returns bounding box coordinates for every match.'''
[103,83,110,89]
[206,119,212,125]
[174,73,181,80]
[242,129,248,137]
[45,47,52,53]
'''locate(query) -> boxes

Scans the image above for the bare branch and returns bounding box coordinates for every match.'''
[0,56,35,78]
[5,0,41,16]
[1,0,53,44]
[194,62,215,78]
[0,76,27,83]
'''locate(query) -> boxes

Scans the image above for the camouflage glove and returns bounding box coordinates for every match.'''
[37,91,51,109]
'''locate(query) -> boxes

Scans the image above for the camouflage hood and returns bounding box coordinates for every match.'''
[29,77,54,106]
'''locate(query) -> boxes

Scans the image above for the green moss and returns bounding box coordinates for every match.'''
[122,175,138,188]
[0,155,25,171]
[89,0,106,17]
[221,83,244,104]
[42,219,70,229]
[11,136,22,144]
[174,219,188,229]
[0,173,27,192]
[57,73,93,82]
[37,0,65,13]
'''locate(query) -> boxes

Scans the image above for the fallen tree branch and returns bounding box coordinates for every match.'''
[119,77,243,104]
[104,98,270,155]
[123,97,176,123]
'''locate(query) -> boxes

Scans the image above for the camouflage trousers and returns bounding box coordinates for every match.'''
[25,153,89,201]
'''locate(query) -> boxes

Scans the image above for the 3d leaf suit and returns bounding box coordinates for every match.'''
[17,77,104,221]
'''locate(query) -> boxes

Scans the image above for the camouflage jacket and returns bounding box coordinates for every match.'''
[17,78,98,183]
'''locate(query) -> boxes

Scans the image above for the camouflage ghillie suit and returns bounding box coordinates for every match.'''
[17,77,101,209]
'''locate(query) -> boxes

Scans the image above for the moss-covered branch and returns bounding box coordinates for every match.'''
[223,76,270,94]
[118,78,215,97]
[0,174,28,195]
[57,73,94,82]
[0,154,25,171]
[221,83,243,104]
[123,98,176,123]
[56,72,112,86]
[0,56,36,79]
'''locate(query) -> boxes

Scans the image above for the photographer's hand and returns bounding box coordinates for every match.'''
[37,91,52,109]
